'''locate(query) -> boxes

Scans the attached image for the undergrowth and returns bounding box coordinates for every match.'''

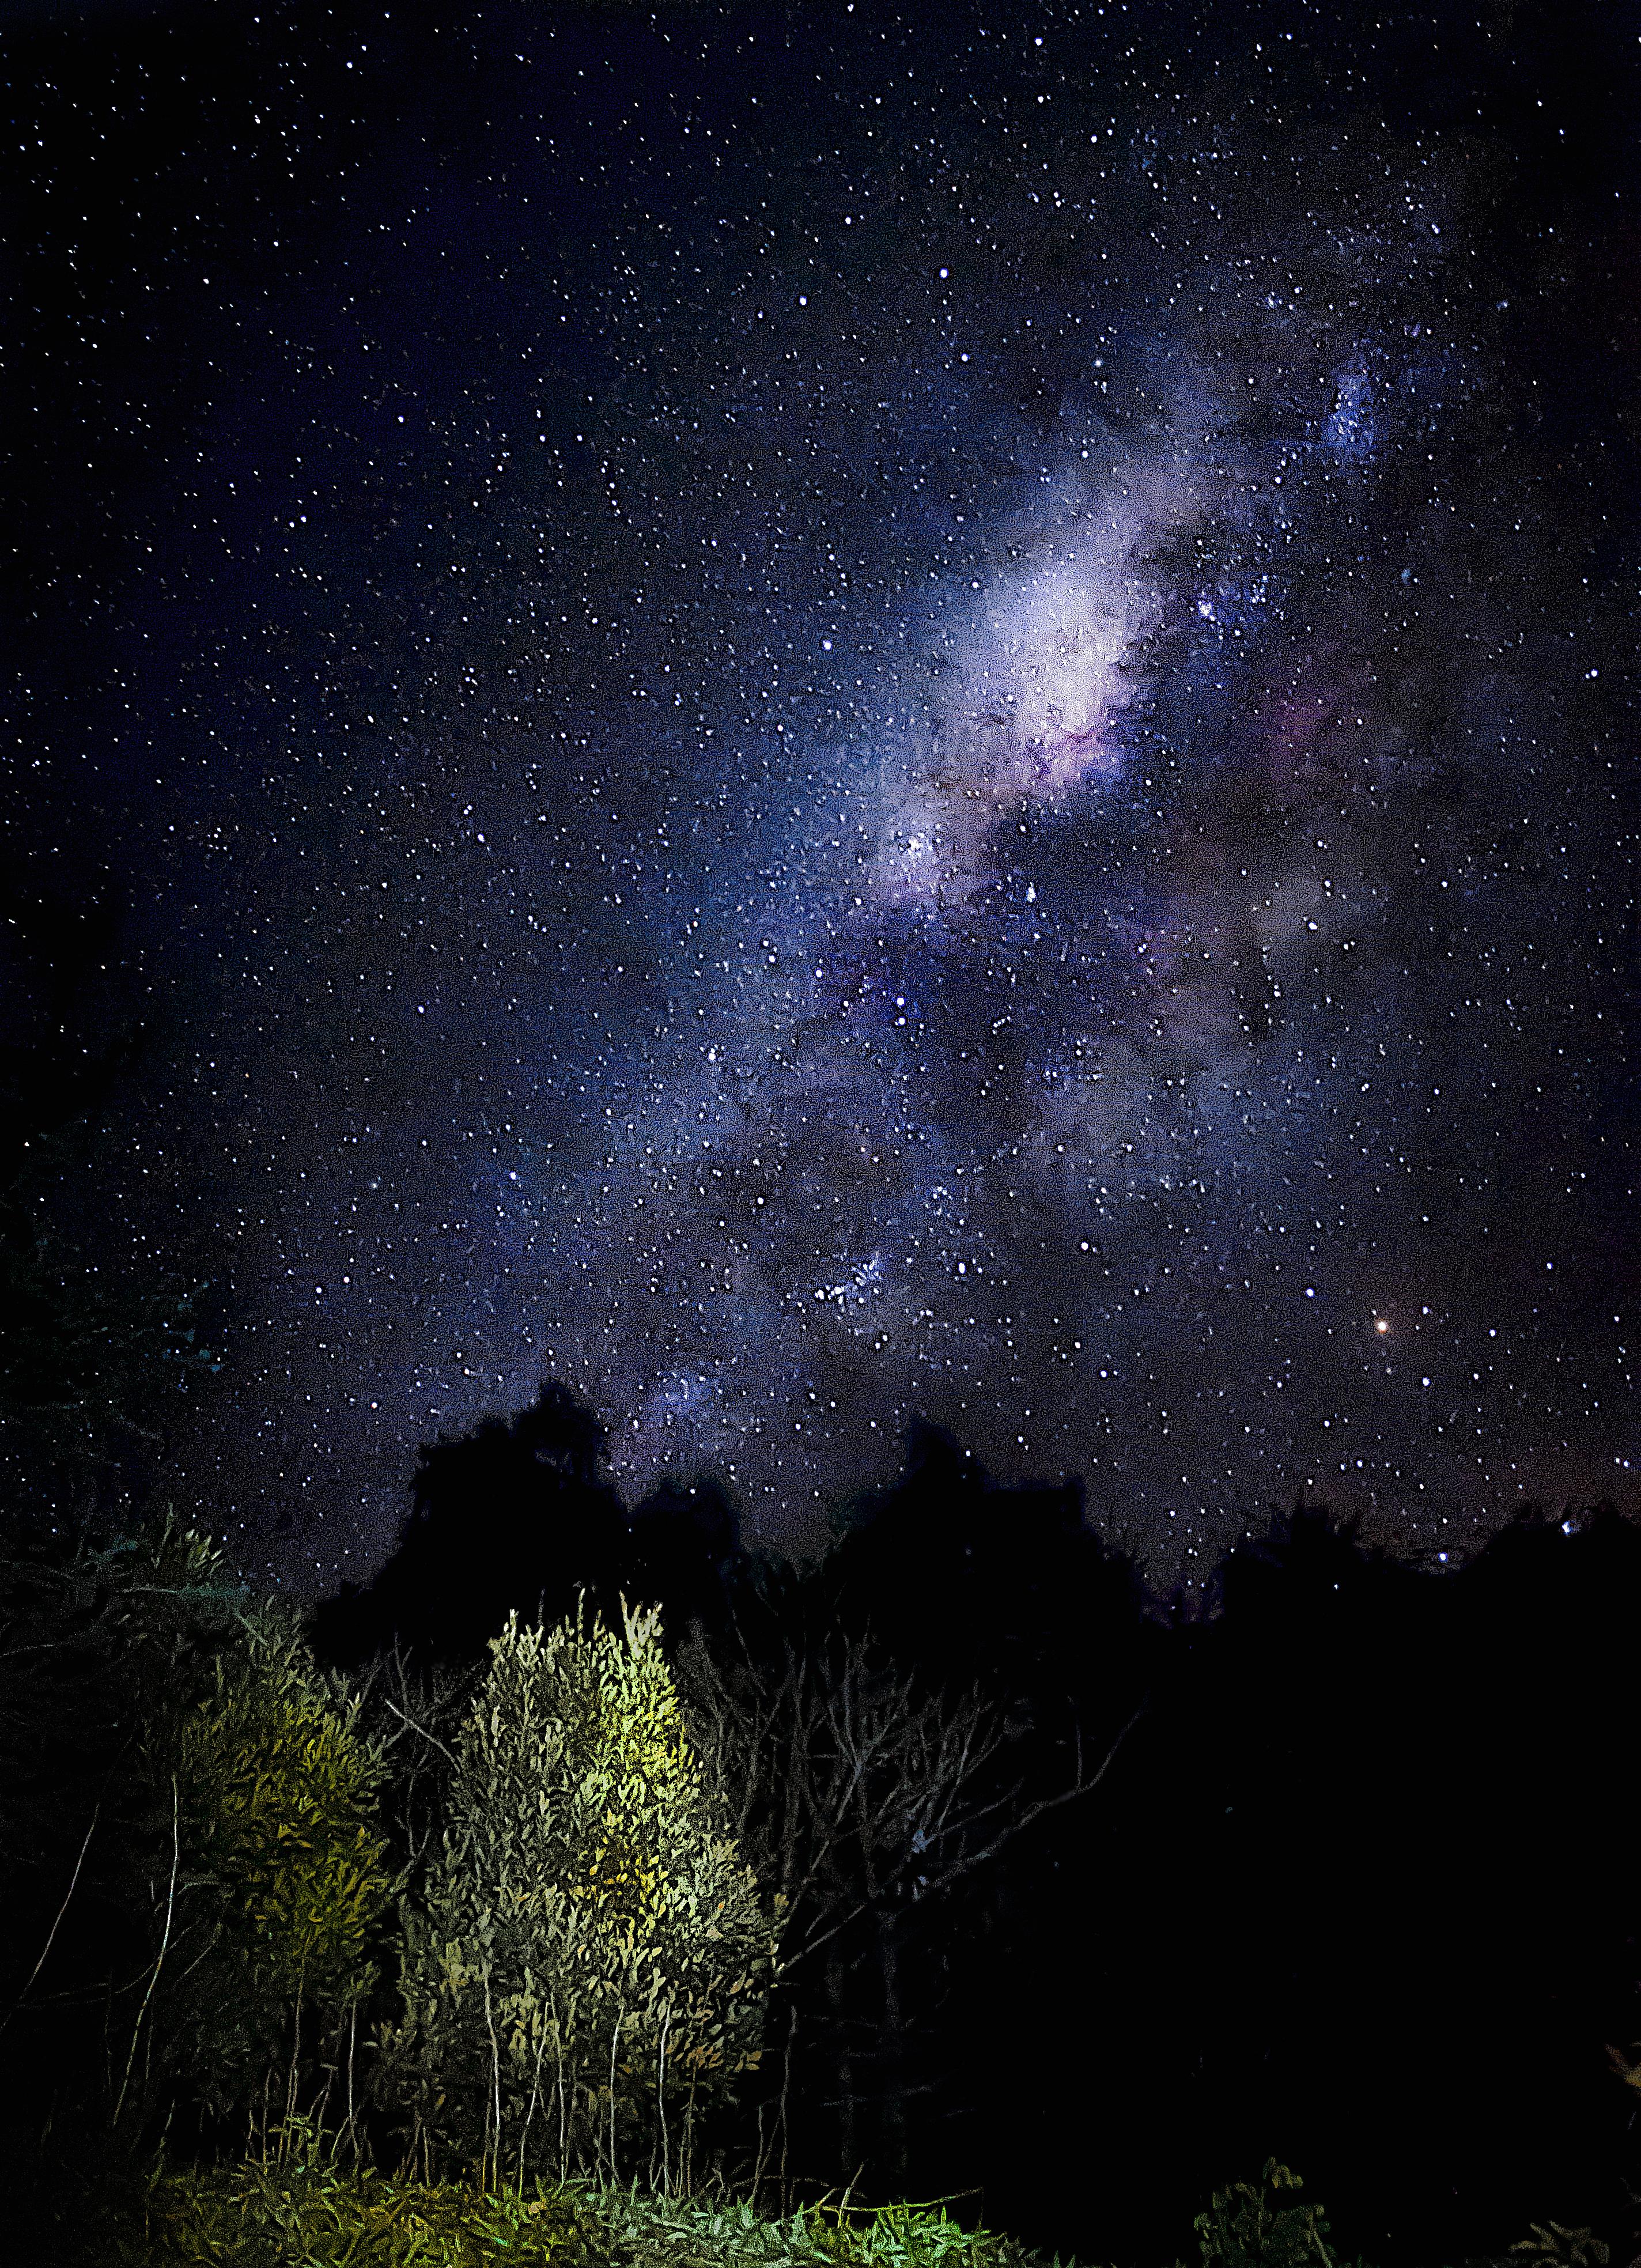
[116,2140,1613,2268]
[140,2144,1052,2268]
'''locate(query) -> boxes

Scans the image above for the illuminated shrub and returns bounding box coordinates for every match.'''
[176,1613,392,2136]
[391,1602,780,2186]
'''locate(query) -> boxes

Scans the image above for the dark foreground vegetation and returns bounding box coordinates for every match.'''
[3,1363,1641,2267]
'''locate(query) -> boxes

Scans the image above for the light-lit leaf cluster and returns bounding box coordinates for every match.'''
[174,1612,394,2120]
[390,1601,781,2185]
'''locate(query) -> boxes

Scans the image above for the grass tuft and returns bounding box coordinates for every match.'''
[141,2153,1057,2268]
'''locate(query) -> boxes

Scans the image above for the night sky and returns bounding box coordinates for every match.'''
[6,0,1637,1593]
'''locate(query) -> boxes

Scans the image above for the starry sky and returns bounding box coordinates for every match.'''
[5,0,1638,1592]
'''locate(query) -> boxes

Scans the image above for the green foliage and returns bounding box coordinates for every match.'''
[1193,2160,1339,2268]
[169,1612,394,2131]
[0,1514,239,1897]
[183,1614,392,2007]
[389,1601,781,2186]
[0,1510,245,2161]
[143,2142,1044,2268]
[68,2126,1627,2268]
[1491,2227,1610,2268]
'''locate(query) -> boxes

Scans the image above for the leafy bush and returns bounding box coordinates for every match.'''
[1193,2159,1348,2268]
[1487,2228,1610,2268]
[172,1611,394,2140]
[388,1602,781,2186]
[0,1513,244,2165]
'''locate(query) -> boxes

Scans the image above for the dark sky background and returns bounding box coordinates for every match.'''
[4,0,1637,1596]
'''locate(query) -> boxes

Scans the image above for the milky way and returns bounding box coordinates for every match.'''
[7,0,1636,1589]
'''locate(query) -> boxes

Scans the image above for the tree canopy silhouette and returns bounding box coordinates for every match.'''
[315,1381,631,1668]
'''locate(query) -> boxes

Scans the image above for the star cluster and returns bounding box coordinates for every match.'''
[6,0,1636,1588]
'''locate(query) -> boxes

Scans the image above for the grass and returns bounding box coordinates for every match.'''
[139,2145,1058,2268]
[120,2135,1610,2268]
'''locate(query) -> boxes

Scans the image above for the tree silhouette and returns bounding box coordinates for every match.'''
[314,1381,630,1669]
[625,1476,746,1645]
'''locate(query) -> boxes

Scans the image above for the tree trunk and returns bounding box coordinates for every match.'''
[826,1946,855,2187]
[874,1903,908,2191]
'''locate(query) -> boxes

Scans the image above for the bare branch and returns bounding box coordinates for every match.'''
[903,1694,1150,1903]
[0,1798,101,2038]
[676,1620,1139,1984]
